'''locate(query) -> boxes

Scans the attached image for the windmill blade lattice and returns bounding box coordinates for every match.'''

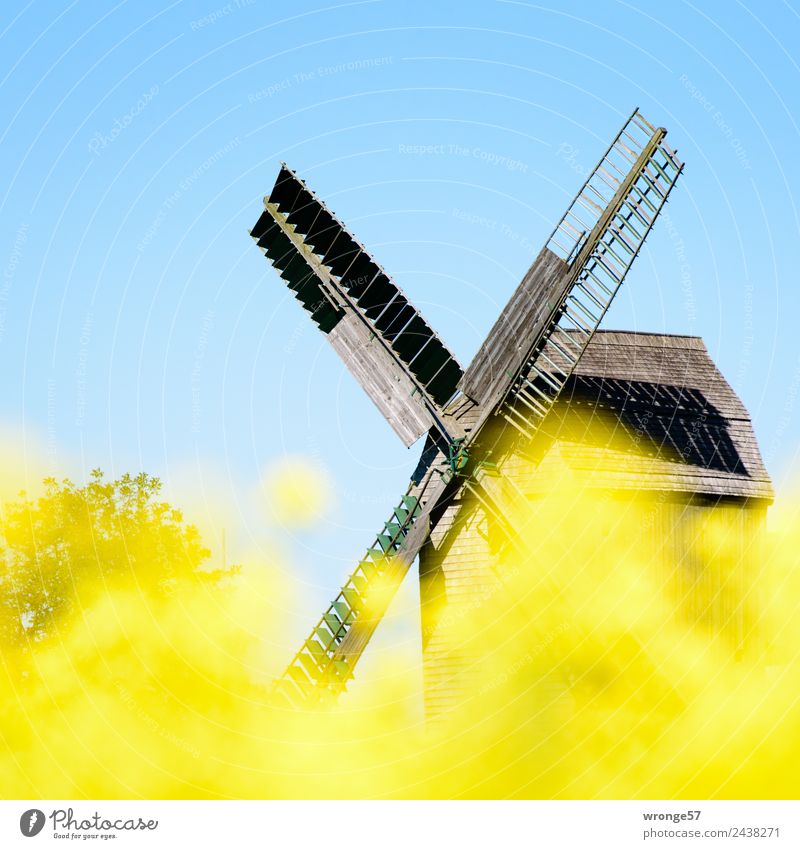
[498,109,683,438]
[272,458,452,707]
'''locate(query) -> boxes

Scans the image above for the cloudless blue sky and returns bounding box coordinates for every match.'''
[2,0,799,673]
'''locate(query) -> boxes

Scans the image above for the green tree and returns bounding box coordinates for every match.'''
[0,470,226,644]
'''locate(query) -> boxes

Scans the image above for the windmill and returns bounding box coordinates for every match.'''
[250,108,684,706]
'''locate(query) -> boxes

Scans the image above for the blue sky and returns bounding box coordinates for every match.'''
[2,0,799,669]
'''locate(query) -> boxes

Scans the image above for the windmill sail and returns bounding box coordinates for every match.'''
[270,109,683,705]
[470,108,683,439]
[273,456,451,706]
[251,166,463,447]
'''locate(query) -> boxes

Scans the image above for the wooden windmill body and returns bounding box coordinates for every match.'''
[249,109,771,711]
[419,330,772,718]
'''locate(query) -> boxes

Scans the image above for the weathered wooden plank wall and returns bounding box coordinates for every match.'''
[419,483,768,722]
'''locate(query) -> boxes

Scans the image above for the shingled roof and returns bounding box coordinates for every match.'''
[525,330,773,501]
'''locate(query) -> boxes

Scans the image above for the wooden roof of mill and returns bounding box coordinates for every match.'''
[522,330,773,501]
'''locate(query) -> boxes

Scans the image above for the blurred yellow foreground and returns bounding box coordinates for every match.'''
[1,454,798,799]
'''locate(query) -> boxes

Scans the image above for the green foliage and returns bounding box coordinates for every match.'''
[0,469,223,644]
